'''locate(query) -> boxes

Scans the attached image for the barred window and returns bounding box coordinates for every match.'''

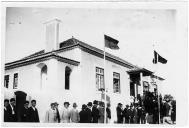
[13,73,18,89]
[4,75,9,88]
[96,67,104,91]
[113,72,120,93]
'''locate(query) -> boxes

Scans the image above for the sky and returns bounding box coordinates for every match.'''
[4,5,187,99]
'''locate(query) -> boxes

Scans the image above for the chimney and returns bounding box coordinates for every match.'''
[44,19,61,52]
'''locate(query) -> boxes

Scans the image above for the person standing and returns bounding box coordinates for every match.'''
[54,102,60,123]
[98,101,104,123]
[20,101,30,122]
[116,103,123,123]
[6,98,17,122]
[163,99,172,124]
[28,100,40,122]
[152,100,159,124]
[137,105,142,124]
[146,112,153,124]
[128,104,134,124]
[123,105,130,123]
[106,103,111,123]
[171,100,176,124]
[133,104,138,124]
[141,105,146,124]
[45,103,58,123]
[86,102,92,123]
[79,104,88,123]
[70,103,80,123]
[61,102,71,123]
[4,99,9,122]
[91,100,99,123]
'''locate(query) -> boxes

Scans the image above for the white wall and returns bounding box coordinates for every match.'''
[4,48,133,123]
[58,47,81,62]
[80,50,131,123]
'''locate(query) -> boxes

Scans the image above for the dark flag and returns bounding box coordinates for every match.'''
[153,50,167,64]
[104,35,119,50]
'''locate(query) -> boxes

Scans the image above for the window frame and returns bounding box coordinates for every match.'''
[113,72,120,93]
[13,73,18,89]
[4,75,9,88]
[95,67,104,91]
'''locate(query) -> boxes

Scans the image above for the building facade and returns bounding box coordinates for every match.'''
[4,19,163,123]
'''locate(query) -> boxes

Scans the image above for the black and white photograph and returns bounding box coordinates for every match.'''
[1,0,188,127]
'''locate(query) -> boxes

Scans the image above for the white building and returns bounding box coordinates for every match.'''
[4,19,164,123]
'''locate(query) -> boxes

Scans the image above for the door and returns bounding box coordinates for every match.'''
[14,91,27,122]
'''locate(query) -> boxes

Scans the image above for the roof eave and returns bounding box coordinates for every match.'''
[5,53,80,70]
[127,68,153,76]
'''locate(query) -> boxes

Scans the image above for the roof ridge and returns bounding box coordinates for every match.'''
[22,50,45,60]
[6,37,138,70]
[72,37,138,69]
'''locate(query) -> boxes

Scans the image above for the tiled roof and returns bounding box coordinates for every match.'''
[127,68,164,80]
[59,37,138,69]
[151,75,165,81]
[5,52,80,70]
[127,68,153,76]
[6,37,139,70]
[22,50,45,59]
[5,36,165,80]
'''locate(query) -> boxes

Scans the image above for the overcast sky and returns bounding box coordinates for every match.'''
[5,4,187,98]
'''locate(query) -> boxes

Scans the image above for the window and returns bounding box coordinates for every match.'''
[113,72,120,93]
[130,82,135,96]
[96,67,104,91]
[4,75,9,88]
[65,66,72,90]
[143,81,149,92]
[13,73,18,89]
[41,65,47,90]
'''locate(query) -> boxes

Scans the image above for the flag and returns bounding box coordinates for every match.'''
[104,35,119,50]
[153,50,167,64]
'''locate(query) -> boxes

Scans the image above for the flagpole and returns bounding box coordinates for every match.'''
[103,35,107,124]
[156,53,161,124]
[153,44,161,124]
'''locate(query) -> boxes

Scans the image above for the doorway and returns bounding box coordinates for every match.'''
[14,91,27,122]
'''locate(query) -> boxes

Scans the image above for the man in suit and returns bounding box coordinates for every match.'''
[6,98,17,122]
[70,103,80,123]
[54,102,60,123]
[79,104,88,123]
[45,103,58,123]
[61,102,71,123]
[91,100,99,123]
[98,101,105,123]
[20,101,30,122]
[4,99,10,122]
[163,99,172,124]
[28,100,39,122]
[123,105,130,123]
[106,103,111,123]
[86,102,92,123]
[128,104,134,124]
[116,103,123,123]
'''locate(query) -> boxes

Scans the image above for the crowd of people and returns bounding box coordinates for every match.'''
[115,100,176,124]
[114,92,176,124]
[4,98,111,123]
[4,98,39,122]
[4,94,176,124]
